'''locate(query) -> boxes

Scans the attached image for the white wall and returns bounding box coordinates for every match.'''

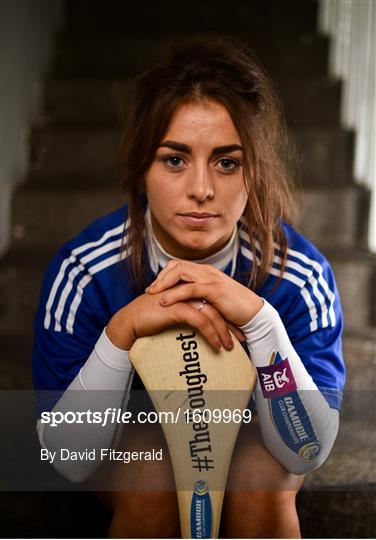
[0,0,63,256]
[319,0,376,251]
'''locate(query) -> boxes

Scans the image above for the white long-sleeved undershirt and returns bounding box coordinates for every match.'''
[37,218,338,482]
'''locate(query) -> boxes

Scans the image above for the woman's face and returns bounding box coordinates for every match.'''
[145,99,248,259]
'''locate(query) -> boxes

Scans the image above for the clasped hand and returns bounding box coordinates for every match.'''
[146,260,263,346]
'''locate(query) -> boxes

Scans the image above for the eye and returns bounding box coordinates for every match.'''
[216,157,240,172]
[162,155,185,169]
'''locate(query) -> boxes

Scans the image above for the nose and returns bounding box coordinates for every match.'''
[186,163,215,202]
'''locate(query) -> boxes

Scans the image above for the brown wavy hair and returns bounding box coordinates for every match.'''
[119,36,299,293]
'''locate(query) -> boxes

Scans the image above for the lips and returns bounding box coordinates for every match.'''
[180,212,218,218]
[178,212,218,227]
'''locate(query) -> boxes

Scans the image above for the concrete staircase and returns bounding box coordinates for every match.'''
[0,0,375,537]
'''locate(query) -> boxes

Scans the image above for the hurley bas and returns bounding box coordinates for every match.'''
[40,448,163,464]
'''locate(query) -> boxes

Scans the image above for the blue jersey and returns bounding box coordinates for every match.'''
[32,203,345,415]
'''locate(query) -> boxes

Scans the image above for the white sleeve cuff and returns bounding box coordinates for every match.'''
[93,327,133,371]
[78,328,134,391]
[240,298,280,341]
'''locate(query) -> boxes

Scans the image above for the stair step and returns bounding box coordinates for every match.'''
[0,243,375,336]
[298,489,376,539]
[29,128,120,181]
[0,489,374,538]
[52,32,329,79]
[43,77,342,129]
[282,79,341,128]
[324,248,376,329]
[305,408,376,488]
[0,334,34,389]
[292,128,354,184]
[11,186,123,250]
[298,186,368,249]
[0,252,48,341]
[28,127,354,185]
[64,0,319,35]
[0,492,110,537]
[305,332,376,488]
[341,333,376,392]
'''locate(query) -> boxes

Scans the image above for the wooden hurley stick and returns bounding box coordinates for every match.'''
[130,325,256,538]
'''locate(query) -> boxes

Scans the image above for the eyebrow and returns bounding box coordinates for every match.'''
[159,140,243,156]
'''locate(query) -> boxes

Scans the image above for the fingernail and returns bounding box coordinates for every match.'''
[145,287,149,292]
[227,339,234,350]
[160,298,167,305]
[216,340,222,349]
